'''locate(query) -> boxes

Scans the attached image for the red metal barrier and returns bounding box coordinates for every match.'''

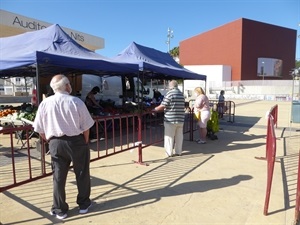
[188,107,195,141]
[294,152,300,223]
[189,100,235,123]
[269,104,278,128]
[208,100,235,123]
[0,125,52,192]
[251,104,279,215]
[0,108,195,192]
[255,104,278,161]
[263,114,277,215]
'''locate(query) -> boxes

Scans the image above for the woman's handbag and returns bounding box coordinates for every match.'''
[194,111,201,121]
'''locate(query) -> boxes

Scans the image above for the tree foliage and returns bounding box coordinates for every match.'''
[296,60,300,69]
[169,46,179,57]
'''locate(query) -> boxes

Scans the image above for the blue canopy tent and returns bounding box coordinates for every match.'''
[0,24,139,77]
[0,24,139,104]
[113,42,207,81]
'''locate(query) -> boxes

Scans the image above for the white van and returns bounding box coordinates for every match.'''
[81,74,150,106]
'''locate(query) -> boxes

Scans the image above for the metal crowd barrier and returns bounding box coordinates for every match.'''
[294,152,300,224]
[263,113,277,216]
[188,100,235,123]
[269,104,278,128]
[0,125,50,192]
[0,107,196,192]
[255,104,278,161]
[257,104,278,216]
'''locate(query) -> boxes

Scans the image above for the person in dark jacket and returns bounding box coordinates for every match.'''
[85,86,103,115]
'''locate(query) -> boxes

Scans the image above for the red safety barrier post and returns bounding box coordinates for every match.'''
[227,101,235,123]
[255,105,278,161]
[294,151,300,224]
[190,107,194,141]
[133,113,148,166]
[263,114,277,215]
[270,104,278,128]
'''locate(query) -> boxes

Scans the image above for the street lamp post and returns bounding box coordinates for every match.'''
[262,61,265,79]
[262,61,265,85]
[164,28,174,89]
[166,27,174,53]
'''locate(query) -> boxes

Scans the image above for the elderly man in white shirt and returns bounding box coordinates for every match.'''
[33,74,95,220]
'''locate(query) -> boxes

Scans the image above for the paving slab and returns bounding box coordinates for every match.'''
[1,100,300,225]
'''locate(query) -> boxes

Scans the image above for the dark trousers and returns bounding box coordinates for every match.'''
[49,135,91,214]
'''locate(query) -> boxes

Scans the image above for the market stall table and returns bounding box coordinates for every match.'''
[0,117,36,149]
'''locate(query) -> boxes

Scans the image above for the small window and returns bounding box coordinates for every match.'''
[257,58,283,77]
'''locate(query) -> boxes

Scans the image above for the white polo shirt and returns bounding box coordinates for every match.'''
[33,92,95,140]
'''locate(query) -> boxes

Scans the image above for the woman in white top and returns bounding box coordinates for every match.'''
[193,87,211,144]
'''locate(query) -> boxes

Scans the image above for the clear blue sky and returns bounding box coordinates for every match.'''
[1,0,300,60]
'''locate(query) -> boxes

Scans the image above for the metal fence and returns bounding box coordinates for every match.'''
[253,104,278,216]
[263,111,277,216]
[0,108,198,192]
[207,80,296,101]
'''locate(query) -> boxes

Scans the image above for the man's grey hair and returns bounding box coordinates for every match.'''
[50,74,69,93]
[169,80,178,89]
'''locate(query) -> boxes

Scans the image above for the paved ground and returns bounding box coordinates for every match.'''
[0,100,300,225]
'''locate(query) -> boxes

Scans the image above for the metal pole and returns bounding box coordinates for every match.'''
[165,28,174,87]
[166,27,173,53]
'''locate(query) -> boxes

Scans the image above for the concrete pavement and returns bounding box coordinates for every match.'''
[0,100,300,225]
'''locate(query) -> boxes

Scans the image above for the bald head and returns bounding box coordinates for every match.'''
[50,74,71,93]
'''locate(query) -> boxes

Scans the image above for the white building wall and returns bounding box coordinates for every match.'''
[184,65,232,98]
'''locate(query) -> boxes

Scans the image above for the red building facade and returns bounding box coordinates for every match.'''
[180,18,297,81]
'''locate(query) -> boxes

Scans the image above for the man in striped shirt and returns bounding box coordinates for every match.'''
[154,80,185,157]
